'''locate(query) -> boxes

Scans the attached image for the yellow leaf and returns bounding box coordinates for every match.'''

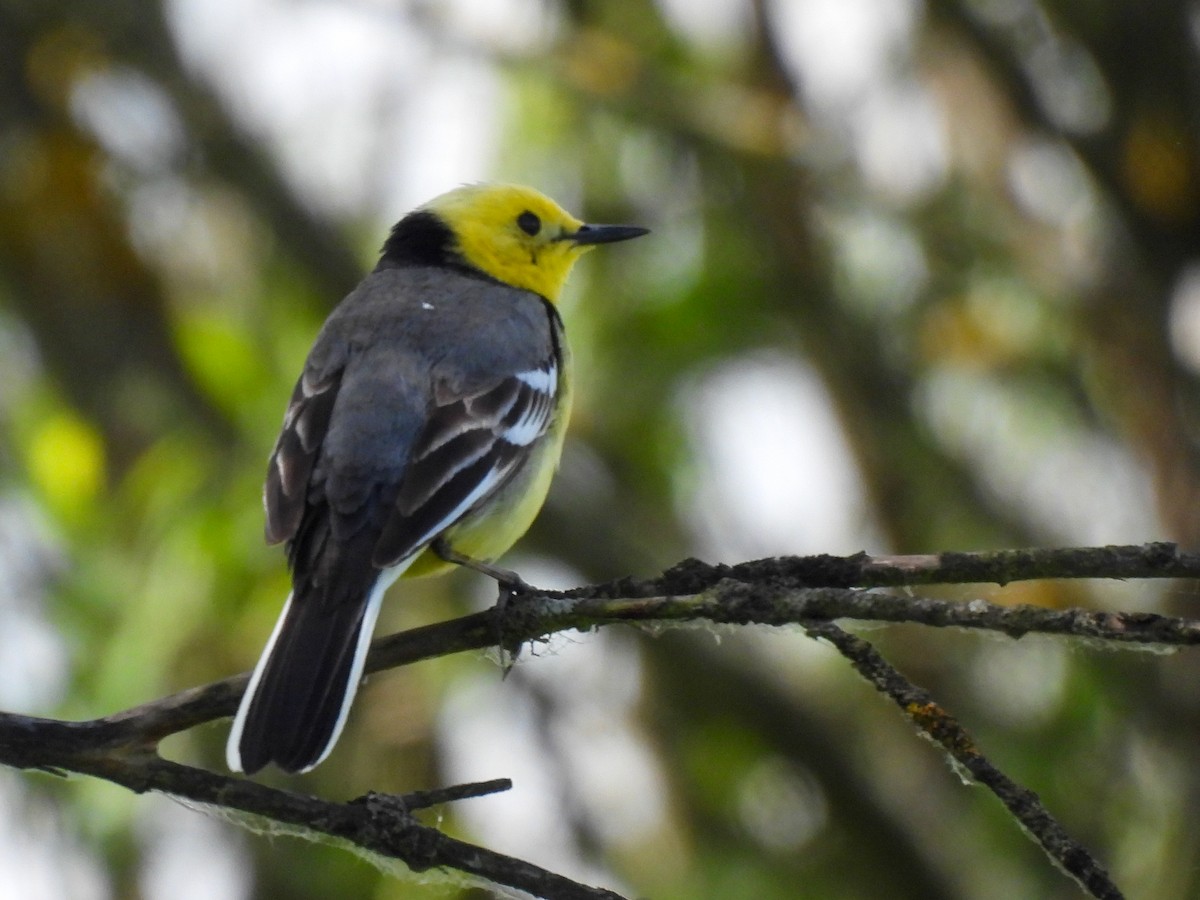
[26,411,105,520]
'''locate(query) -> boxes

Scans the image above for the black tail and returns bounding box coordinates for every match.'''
[227,582,383,774]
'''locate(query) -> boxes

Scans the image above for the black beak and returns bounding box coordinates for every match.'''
[569,223,651,245]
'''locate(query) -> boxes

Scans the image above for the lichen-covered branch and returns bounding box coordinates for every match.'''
[0,712,626,900]
[804,622,1124,900]
[1,542,1191,898]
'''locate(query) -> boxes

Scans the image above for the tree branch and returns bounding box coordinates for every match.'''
[804,622,1123,900]
[3,542,1190,897]
[1,717,624,900]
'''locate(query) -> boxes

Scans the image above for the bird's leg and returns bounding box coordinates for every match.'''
[430,539,533,597]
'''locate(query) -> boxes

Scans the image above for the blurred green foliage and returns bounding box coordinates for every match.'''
[3,0,1200,897]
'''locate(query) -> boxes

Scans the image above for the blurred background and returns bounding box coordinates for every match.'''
[2,0,1200,897]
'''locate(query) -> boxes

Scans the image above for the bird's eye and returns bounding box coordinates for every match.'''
[517,211,541,236]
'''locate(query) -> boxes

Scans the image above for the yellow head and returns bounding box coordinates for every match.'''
[417,183,648,302]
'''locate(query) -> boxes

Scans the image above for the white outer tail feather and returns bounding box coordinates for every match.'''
[226,590,294,773]
[225,559,413,774]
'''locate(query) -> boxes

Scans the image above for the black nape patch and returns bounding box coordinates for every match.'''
[377,210,459,269]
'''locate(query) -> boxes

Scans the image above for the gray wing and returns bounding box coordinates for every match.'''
[265,271,563,575]
[371,356,559,567]
[264,365,343,545]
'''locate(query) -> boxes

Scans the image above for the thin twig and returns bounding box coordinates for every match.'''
[569,541,1197,598]
[804,621,1125,900]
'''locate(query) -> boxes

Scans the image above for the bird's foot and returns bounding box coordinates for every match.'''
[431,540,535,670]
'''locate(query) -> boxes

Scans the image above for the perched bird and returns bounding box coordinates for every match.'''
[227,183,648,774]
